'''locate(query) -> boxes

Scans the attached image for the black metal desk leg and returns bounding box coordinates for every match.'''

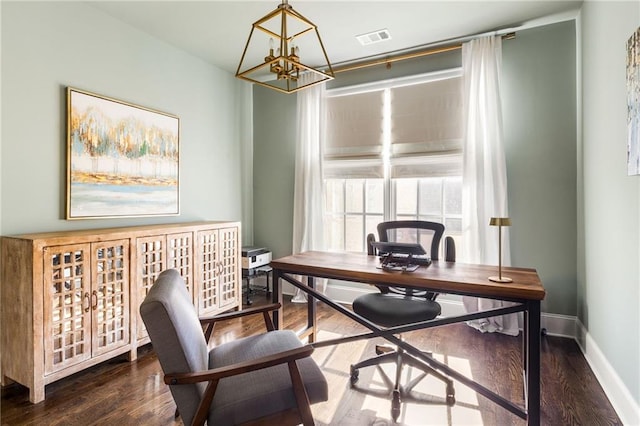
[307,277,316,343]
[244,277,252,306]
[523,309,529,375]
[265,271,271,298]
[526,300,541,425]
[272,269,283,330]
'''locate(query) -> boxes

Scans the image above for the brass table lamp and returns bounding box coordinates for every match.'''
[489,217,512,283]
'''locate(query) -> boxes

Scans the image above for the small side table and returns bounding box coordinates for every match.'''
[242,265,272,306]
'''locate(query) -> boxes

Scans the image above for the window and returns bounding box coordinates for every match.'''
[393,177,462,252]
[323,70,463,256]
[324,178,384,253]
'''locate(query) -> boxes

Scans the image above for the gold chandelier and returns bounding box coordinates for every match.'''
[236,0,334,94]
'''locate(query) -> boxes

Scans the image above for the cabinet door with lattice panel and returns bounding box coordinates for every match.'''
[91,240,130,358]
[43,244,92,374]
[167,232,194,302]
[195,229,220,315]
[136,236,166,340]
[218,227,240,309]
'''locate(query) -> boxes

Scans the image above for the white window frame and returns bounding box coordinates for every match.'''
[323,69,463,254]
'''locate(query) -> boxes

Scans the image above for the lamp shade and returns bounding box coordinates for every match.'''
[489,217,511,226]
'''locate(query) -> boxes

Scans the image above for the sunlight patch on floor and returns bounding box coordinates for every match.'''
[310,330,370,425]
[310,330,485,425]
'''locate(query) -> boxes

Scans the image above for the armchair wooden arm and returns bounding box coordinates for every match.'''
[164,344,313,385]
[165,344,315,426]
[199,303,281,341]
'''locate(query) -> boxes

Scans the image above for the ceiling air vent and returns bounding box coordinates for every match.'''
[356,29,392,46]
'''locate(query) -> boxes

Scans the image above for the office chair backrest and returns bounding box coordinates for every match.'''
[377,220,445,261]
[370,220,455,297]
[140,269,208,426]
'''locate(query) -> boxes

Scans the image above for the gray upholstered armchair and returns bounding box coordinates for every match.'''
[140,269,328,426]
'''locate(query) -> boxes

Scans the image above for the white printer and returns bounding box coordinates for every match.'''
[241,246,272,270]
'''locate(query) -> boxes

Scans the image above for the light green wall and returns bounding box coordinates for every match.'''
[1,1,246,236]
[252,86,297,258]
[327,50,462,89]
[253,21,579,317]
[502,21,577,316]
[580,1,640,405]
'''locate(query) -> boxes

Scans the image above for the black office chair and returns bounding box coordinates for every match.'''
[350,220,456,422]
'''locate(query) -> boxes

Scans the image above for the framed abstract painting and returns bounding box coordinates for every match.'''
[66,87,180,219]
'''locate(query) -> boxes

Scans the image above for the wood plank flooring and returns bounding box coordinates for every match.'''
[1,295,622,425]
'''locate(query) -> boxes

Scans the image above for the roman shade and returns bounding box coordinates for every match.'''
[323,71,462,180]
[390,76,463,178]
[324,89,384,160]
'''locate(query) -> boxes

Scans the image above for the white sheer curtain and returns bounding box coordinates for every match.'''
[292,73,327,302]
[460,36,518,336]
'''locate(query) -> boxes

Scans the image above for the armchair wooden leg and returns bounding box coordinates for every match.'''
[288,360,314,426]
[263,311,276,331]
[191,380,219,426]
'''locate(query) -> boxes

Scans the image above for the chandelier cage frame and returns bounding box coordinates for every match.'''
[236,0,334,94]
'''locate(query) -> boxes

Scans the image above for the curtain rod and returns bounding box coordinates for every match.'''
[332,32,516,74]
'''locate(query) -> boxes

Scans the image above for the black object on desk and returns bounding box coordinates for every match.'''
[370,241,431,271]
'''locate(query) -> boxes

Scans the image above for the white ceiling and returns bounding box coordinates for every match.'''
[88,1,582,74]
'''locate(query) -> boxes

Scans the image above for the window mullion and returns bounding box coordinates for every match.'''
[416,180,421,221]
[342,179,347,251]
[439,178,443,224]
[362,182,366,252]
[383,88,392,221]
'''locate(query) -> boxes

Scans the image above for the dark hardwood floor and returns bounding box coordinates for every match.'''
[1,294,621,425]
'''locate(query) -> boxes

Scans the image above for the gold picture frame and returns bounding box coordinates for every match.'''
[66,87,180,219]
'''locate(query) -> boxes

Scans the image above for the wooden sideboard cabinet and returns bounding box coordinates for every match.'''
[1,221,241,403]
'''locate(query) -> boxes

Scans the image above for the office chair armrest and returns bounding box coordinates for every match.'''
[164,344,315,385]
[199,303,281,341]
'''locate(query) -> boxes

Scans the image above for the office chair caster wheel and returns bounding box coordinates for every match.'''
[391,390,401,422]
[350,366,359,386]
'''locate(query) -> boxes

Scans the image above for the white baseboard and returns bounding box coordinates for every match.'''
[286,282,639,424]
[540,312,577,338]
[576,320,640,426]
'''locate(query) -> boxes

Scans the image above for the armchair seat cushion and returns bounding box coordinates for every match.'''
[209,330,328,425]
[353,293,441,328]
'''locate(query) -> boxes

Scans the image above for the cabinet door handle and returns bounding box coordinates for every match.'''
[91,290,98,310]
[84,292,91,313]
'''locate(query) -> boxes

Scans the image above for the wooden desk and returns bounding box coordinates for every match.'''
[270,251,545,425]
